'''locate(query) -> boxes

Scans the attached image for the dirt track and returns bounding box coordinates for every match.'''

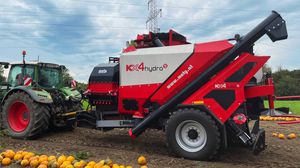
[1,121,300,168]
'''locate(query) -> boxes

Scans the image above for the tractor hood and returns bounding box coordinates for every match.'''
[60,87,82,101]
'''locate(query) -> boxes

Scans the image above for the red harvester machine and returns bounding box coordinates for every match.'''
[78,11,288,160]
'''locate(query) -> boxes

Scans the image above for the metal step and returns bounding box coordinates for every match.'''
[100,110,119,115]
[96,120,134,128]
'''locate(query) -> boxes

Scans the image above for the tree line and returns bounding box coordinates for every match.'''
[272,68,300,96]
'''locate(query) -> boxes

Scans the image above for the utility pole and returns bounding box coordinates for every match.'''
[146,0,162,33]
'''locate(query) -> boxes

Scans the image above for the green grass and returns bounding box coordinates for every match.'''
[264,100,300,115]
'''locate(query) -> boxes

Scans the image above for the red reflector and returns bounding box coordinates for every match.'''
[233,113,247,125]
[129,129,136,139]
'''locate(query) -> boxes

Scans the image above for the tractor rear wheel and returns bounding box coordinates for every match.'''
[1,92,50,139]
[166,108,220,160]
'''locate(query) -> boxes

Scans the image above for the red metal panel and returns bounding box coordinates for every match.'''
[88,82,118,95]
[122,46,136,53]
[118,83,161,114]
[245,85,274,98]
[150,40,233,104]
[182,53,270,123]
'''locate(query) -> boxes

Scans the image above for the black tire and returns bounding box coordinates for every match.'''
[1,92,50,139]
[166,108,220,160]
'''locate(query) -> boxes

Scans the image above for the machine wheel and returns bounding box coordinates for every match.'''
[166,108,220,160]
[1,92,50,139]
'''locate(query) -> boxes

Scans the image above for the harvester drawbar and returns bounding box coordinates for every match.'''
[78,11,288,160]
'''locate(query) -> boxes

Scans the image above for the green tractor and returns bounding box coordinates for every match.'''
[0,52,82,139]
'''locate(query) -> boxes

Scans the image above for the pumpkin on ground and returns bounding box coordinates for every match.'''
[30,159,39,168]
[58,155,67,165]
[0,155,3,162]
[21,159,30,167]
[67,156,75,162]
[14,153,23,161]
[105,159,113,167]
[278,134,285,139]
[137,156,147,165]
[1,157,12,166]
[4,150,15,159]
[87,161,96,167]
[37,164,47,168]
[287,133,297,139]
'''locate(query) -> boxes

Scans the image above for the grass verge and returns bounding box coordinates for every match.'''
[264,100,300,115]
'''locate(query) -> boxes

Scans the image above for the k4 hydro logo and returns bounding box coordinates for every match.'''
[126,62,168,72]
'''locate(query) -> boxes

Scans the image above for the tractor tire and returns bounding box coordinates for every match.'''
[166,108,220,160]
[1,92,50,139]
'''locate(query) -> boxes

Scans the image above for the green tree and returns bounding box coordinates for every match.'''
[76,82,87,92]
[272,68,300,96]
[61,68,87,92]
[262,64,272,73]
[0,66,5,84]
[61,68,73,86]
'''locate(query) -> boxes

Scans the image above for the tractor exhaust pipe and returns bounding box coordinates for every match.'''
[129,11,288,138]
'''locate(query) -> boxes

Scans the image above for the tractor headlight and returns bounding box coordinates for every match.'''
[47,95,52,100]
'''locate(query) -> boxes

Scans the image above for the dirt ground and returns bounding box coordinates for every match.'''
[1,121,300,168]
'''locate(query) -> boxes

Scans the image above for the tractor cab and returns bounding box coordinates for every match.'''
[7,62,64,89]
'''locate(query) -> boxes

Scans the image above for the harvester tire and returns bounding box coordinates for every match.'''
[1,92,50,139]
[166,108,220,160]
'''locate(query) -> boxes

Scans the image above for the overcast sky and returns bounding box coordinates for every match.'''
[0,0,299,82]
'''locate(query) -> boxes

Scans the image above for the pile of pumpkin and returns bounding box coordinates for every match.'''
[272,132,298,140]
[0,149,148,168]
[260,116,300,121]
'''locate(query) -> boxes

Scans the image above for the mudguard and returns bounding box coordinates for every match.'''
[1,86,53,105]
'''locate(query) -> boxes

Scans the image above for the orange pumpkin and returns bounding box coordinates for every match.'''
[287,133,297,139]
[137,156,147,165]
[1,157,11,166]
[278,134,285,139]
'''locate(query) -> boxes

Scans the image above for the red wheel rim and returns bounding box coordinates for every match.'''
[8,101,30,132]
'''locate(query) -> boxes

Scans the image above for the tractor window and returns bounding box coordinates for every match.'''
[8,65,35,87]
[38,67,60,88]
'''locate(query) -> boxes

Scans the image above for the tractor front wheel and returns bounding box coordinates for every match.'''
[2,92,50,139]
[166,108,220,160]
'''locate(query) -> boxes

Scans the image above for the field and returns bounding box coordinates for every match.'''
[1,101,299,168]
[264,100,300,115]
[1,121,300,168]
